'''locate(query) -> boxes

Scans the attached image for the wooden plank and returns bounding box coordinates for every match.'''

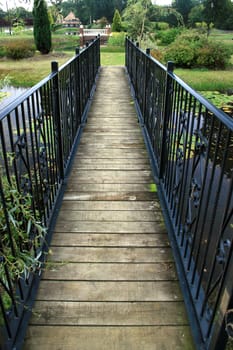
[47,247,173,263]
[71,164,152,170]
[24,325,195,350]
[57,210,162,222]
[50,233,169,247]
[59,200,161,211]
[77,141,145,148]
[86,118,138,125]
[72,158,151,170]
[63,192,158,201]
[54,221,166,234]
[42,262,177,281]
[89,104,136,114]
[30,301,187,325]
[64,184,157,192]
[67,170,153,183]
[76,149,148,158]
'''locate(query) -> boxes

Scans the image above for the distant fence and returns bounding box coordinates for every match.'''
[79,26,111,46]
[126,37,233,350]
[0,37,100,350]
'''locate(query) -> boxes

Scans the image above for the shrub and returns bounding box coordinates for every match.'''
[150,48,164,62]
[164,43,195,67]
[196,41,231,69]
[0,45,6,58]
[164,30,231,69]
[157,28,182,45]
[5,40,35,59]
[108,32,125,47]
[155,22,170,31]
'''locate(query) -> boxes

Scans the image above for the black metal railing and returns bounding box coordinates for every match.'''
[126,37,233,350]
[0,37,100,349]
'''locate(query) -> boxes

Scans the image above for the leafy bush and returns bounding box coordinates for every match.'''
[164,43,195,67]
[155,22,170,30]
[157,28,182,45]
[0,45,6,58]
[196,41,231,69]
[164,30,231,69]
[151,48,164,62]
[108,32,125,47]
[5,40,35,59]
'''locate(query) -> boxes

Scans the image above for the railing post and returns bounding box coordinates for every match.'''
[51,61,64,180]
[142,48,150,124]
[159,61,174,179]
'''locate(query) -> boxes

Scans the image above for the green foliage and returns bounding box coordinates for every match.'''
[112,9,122,32]
[154,22,170,31]
[33,0,52,54]
[108,32,125,47]
[157,27,182,45]
[5,40,35,59]
[0,172,47,318]
[123,0,151,42]
[61,0,126,24]
[199,91,233,109]
[188,4,205,27]
[196,41,231,69]
[150,48,164,62]
[0,75,11,89]
[202,0,233,30]
[164,30,231,69]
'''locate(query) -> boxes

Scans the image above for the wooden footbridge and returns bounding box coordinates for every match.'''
[23,66,194,349]
[1,38,233,350]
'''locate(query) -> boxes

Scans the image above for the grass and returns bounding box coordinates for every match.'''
[210,29,233,53]
[0,51,74,87]
[174,68,233,92]
[101,51,125,66]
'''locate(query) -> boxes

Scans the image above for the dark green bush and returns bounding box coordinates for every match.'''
[0,45,6,58]
[157,28,182,45]
[164,43,195,67]
[5,40,35,59]
[164,30,231,69]
[196,41,231,69]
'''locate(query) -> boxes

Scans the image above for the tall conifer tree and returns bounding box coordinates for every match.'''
[33,0,52,54]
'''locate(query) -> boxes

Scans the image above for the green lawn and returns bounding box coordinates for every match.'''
[101,51,125,66]
[174,68,233,92]
[0,52,74,87]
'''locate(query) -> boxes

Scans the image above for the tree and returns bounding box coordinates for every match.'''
[123,0,150,43]
[172,0,193,25]
[112,9,122,31]
[188,4,205,27]
[203,0,232,29]
[33,0,52,54]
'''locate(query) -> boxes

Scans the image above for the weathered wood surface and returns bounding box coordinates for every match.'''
[24,66,194,350]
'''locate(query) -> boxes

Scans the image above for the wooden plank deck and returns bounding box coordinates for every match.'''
[23,66,195,350]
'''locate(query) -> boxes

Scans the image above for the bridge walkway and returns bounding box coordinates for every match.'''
[23,66,194,349]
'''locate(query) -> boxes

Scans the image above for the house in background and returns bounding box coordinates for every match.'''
[62,11,81,35]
